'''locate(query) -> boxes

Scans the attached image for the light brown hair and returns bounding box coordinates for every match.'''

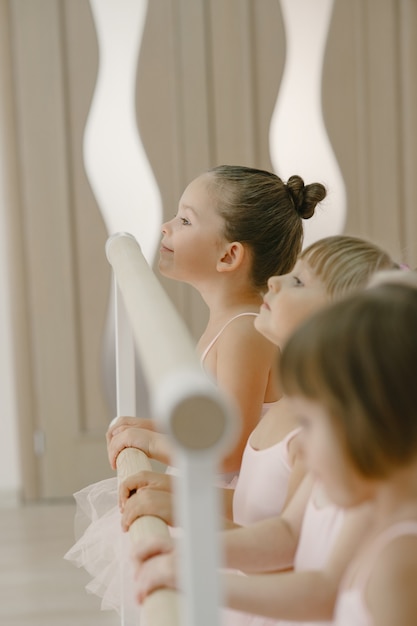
[281,284,417,478]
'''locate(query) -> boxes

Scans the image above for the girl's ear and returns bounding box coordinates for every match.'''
[217,242,245,273]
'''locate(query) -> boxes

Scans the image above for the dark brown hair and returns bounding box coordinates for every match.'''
[280,284,417,478]
[207,165,326,289]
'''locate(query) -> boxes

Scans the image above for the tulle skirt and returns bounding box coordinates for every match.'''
[64,472,238,624]
[64,477,140,623]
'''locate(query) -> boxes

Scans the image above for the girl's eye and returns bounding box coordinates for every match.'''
[179,216,191,226]
[293,276,303,286]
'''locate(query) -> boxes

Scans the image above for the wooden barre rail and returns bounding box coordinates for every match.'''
[116,447,180,625]
[106,231,192,626]
[106,232,235,626]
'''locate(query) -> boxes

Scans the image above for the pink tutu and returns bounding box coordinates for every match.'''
[65,471,236,624]
[64,477,140,623]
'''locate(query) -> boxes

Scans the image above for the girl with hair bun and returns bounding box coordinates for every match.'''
[111,165,326,482]
[66,166,326,618]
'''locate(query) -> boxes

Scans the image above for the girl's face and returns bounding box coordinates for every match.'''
[290,395,375,508]
[255,259,328,347]
[159,174,227,284]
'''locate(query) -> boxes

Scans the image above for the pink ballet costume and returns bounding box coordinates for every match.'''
[335,521,417,625]
[217,317,302,625]
[200,311,275,489]
[64,477,141,624]
[222,427,300,626]
[224,482,345,626]
[64,312,266,617]
[273,482,344,626]
[233,428,301,526]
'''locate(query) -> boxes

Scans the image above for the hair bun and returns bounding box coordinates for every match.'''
[286,175,326,220]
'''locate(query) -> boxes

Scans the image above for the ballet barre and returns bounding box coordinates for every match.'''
[106,232,238,626]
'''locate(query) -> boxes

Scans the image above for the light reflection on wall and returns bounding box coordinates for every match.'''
[86,0,162,418]
[270,0,346,247]
[85,0,162,264]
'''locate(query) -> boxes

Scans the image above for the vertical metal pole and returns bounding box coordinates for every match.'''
[114,275,136,626]
[175,453,223,626]
[115,277,136,417]
[154,372,236,626]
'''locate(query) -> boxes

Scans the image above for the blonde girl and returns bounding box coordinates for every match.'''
[112,235,397,533]
[131,240,400,626]
[65,166,326,617]
[134,284,417,626]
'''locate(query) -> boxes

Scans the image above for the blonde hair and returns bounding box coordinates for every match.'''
[300,235,398,300]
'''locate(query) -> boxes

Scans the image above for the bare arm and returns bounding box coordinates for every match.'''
[214,320,280,474]
[133,485,373,621]
[222,474,313,572]
[223,502,373,620]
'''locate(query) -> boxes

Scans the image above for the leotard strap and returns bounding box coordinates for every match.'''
[200,312,258,366]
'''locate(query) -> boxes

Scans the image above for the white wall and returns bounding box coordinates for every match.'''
[0,0,22,502]
[0,226,21,501]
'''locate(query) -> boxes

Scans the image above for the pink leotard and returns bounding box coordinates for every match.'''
[335,521,417,626]
[200,311,278,487]
[224,482,345,626]
[270,484,345,626]
[232,427,301,526]
[294,482,345,572]
[222,430,301,624]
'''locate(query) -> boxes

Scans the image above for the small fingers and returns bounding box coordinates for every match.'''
[133,535,175,565]
[133,546,177,603]
[107,416,158,443]
[119,470,164,510]
[121,488,174,531]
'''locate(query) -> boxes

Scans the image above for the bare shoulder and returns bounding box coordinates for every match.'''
[214,313,280,407]
[218,313,277,356]
[367,531,417,625]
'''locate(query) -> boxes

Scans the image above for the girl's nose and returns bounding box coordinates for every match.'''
[161,219,171,235]
[267,275,282,292]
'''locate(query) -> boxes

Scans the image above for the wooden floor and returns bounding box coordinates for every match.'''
[0,500,118,626]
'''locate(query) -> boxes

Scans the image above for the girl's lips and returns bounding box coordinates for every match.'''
[261,299,271,311]
[160,245,173,253]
